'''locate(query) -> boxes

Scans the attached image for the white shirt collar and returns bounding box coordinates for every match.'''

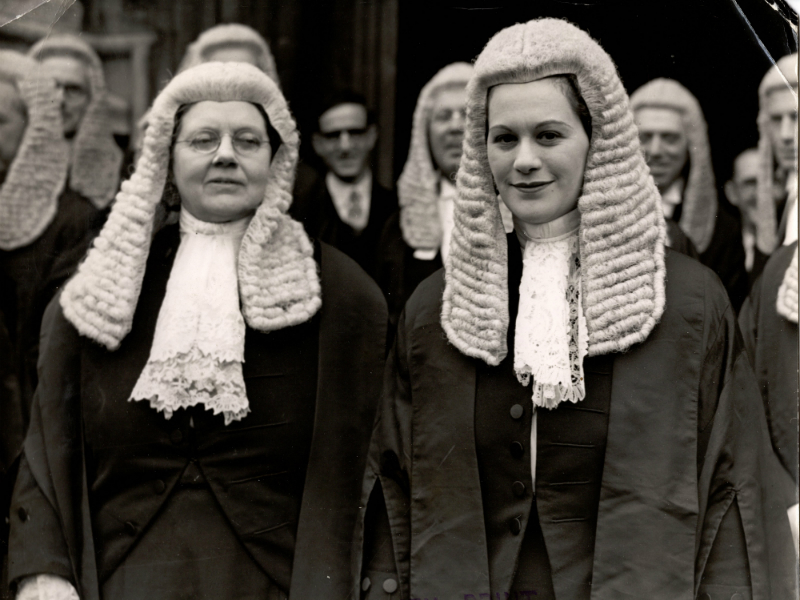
[326,170,372,232]
[660,178,684,219]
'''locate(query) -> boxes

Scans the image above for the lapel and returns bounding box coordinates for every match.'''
[290,242,387,600]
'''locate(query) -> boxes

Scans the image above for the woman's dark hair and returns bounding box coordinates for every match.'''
[547,74,592,139]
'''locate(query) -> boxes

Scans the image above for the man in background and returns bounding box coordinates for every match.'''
[725,148,760,283]
[631,78,748,312]
[291,92,397,276]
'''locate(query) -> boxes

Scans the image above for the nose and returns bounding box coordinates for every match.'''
[449,111,465,132]
[779,113,797,143]
[339,131,352,151]
[212,134,237,166]
[645,135,663,159]
[514,138,542,173]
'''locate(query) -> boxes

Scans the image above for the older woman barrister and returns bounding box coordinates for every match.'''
[8,62,386,600]
[356,18,796,600]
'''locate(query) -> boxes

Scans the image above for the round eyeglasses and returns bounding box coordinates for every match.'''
[175,132,268,155]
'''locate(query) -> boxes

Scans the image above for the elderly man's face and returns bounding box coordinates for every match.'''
[428,85,467,181]
[40,55,91,137]
[312,103,377,182]
[635,107,689,193]
[765,87,798,171]
[727,150,760,221]
[0,81,27,185]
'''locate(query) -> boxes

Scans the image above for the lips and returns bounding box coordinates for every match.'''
[207,178,244,185]
[512,181,552,191]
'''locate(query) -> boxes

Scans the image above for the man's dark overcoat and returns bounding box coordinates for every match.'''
[739,241,799,487]
[355,238,796,600]
[8,225,387,600]
[290,174,398,278]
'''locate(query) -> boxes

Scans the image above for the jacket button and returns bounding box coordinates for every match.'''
[509,516,522,535]
[512,481,526,498]
[153,479,166,494]
[124,521,138,535]
[361,577,371,592]
[509,441,524,459]
[382,578,398,593]
[17,507,27,522]
[170,429,184,444]
[730,594,743,600]
[510,404,524,419]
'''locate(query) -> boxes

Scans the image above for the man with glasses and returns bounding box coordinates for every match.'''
[291,92,397,276]
[29,34,124,212]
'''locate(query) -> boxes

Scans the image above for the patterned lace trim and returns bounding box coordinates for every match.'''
[130,346,250,426]
[514,233,588,409]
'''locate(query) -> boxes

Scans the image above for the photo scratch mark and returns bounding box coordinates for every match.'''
[437,445,455,469]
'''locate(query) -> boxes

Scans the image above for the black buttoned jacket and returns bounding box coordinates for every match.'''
[8,225,387,600]
[356,236,796,600]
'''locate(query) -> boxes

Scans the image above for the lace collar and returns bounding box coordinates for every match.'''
[129,209,253,425]
[513,207,588,409]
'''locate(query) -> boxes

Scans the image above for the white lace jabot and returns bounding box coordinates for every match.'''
[514,208,588,409]
[129,209,252,425]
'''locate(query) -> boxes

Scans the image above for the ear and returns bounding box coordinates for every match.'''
[364,124,378,152]
[311,132,324,157]
[724,180,738,206]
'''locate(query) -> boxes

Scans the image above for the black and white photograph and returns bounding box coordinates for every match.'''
[0,0,797,598]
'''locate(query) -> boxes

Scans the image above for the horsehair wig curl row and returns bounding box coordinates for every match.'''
[0,50,69,250]
[61,62,321,351]
[28,34,122,210]
[441,18,666,366]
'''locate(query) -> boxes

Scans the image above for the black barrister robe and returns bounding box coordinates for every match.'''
[355,236,796,600]
[739,242,799,487]
[290,173,398,278]
[8,226,387,600]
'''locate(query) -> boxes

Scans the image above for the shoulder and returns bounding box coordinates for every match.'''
[658,248,732,345]
[403,268,445,330]
[762,242,796,282]
[319,241,386,312]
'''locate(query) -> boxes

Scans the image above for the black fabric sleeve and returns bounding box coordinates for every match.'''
[7,455,73,587]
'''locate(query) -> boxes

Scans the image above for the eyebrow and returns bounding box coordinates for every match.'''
[487,119,572,132]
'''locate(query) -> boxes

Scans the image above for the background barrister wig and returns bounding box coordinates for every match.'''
[754,53,798,255]
[28,34,123,210]
[177,23,281,87]
[60,62,321,351]
[398,62,473,250]
[0,51,69,251]
[441,18,666,366]
[630,78,718,254]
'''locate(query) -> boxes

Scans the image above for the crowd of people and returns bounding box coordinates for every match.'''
[0,16,796,600]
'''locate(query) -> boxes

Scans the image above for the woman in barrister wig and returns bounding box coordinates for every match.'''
[8,62,386,600]
[355,18,796,600]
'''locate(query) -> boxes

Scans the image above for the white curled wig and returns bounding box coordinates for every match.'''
[754,53,798,255]
[441,18,666,366]
[28,34,123,210]
[60,62,321,350]
[0,50,69,250]
[398,62,473,250]
[178,24,280,87]
[630,79,717,254]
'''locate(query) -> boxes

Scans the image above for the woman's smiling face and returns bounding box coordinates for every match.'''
[172,100,272,223]
[487,78,590,226]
